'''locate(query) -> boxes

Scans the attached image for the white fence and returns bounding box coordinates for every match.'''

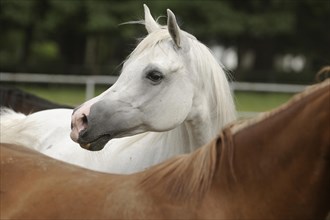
[0,73,117,100]
[0,72,307,100]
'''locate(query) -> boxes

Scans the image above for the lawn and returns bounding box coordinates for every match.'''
[10,84,294,113]
[234,91,293,112]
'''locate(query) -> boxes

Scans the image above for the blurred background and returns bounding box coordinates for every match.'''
[0,0,329,113]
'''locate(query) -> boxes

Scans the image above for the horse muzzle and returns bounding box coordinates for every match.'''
[77,131,112,151]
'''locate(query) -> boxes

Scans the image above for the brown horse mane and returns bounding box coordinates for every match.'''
[316,66,330,82]
[140,136,218,203]
[140,79,329,204]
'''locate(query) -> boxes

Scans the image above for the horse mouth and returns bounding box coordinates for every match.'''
[79,134,112,151]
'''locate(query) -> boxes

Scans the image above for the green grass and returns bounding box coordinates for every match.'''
[9,84,294,112]
[234,91,293,112]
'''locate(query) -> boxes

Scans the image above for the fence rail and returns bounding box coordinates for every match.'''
[0,73,117,100]
[0,72,308,100]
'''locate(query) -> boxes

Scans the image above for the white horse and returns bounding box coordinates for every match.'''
[0,5,236,174]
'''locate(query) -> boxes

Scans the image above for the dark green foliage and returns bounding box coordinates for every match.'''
[0,0,329,83]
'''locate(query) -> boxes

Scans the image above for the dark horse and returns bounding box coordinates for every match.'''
[0,87,71,114]
[1,79,329,219]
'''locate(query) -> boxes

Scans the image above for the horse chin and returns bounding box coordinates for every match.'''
[79,134,112,151]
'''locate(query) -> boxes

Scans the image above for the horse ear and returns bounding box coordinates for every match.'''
[144,4,160,34]
[167,9,182,48]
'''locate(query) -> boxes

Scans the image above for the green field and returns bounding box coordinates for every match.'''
[11,84,294,113]
[234,91,293,112]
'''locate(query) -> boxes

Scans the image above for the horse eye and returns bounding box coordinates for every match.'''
[146,71,164,84]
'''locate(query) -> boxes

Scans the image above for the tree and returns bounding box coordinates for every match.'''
[1,0,329,83]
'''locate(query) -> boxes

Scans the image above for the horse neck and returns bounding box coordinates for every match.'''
[146,122,209,160]
[211,80,330,218]
[188,41,237,142]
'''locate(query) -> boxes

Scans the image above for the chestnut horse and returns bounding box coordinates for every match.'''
[1,79,329,219]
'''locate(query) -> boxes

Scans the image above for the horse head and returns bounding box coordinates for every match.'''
[70,5,235,151]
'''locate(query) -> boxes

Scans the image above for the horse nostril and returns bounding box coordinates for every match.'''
[82,114,88,125]
[70,112,90,142]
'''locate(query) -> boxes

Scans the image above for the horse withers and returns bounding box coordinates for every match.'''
[1,79,329,219]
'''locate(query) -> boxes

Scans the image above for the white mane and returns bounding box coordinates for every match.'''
[187,36,237,132]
